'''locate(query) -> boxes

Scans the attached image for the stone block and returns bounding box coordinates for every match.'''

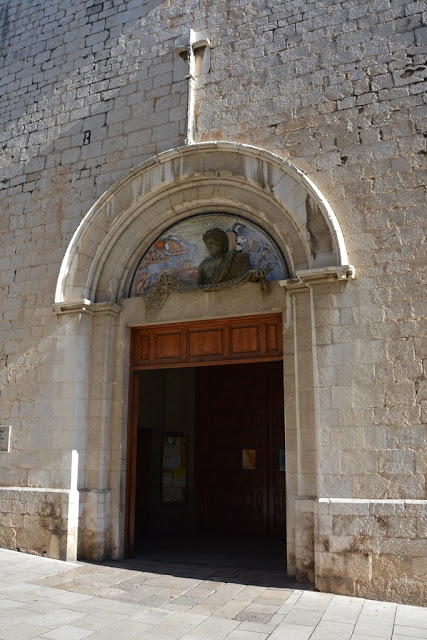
[378,449,415,475]
[387,516,417,539]
[353,384,385,408]
[380,538,427,557]
[369,500,405,517]
[333,515,387,538]
[385,383,416,407]
[318,474,353,498]
[317,514,333,535]
[328,574,356,597]
[325,535,354,553]
[328,500,370,516]
[346,552,373,581]
[411,555,427,578]
[367,573,427,607]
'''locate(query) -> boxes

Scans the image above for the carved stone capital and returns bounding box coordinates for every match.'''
[279,265,355,293]
[53,300,122,316]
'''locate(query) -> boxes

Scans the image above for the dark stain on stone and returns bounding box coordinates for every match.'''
[306,195,333,259]
[39,502,67,560]
[296,569,312,583]
[0,2,10,52]
[86,2,104,17]
[375,515,388,531]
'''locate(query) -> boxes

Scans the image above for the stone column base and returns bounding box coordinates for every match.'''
[294,497,315,583]
[78,489,111,561]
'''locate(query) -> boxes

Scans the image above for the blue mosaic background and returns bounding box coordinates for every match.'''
[130,214,287,296]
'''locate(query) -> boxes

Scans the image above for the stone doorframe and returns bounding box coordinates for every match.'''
[53,142,354,584]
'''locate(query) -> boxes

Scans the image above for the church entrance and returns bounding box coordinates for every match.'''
[125,314,286,572]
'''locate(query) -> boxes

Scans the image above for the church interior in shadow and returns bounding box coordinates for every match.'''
[132,362,287,574]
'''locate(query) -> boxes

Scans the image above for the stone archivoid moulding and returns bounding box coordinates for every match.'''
[55,142,352,306]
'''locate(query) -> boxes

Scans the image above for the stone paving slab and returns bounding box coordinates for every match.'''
[0,549,426,639]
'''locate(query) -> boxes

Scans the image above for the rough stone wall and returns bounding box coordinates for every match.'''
[315,498,427,605]
[0,0,426,603]
[0,487,78,560]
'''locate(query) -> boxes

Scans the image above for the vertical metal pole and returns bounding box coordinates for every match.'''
[185,31,196,145]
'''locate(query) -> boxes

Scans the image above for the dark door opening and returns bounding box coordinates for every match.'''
[196,362,285,539]
[132,361,286,572]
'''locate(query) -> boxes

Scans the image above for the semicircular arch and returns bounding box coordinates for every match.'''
[55,142,349,304]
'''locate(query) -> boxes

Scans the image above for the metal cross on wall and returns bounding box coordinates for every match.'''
[175,30,210,145]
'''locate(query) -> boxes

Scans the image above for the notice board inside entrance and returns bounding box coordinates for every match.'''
[161,434,187,503]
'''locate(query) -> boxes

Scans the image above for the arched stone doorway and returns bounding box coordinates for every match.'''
[54,142,354,585]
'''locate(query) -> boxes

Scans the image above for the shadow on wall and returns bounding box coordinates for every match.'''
[0,2,9,51]
[136,0,165,18]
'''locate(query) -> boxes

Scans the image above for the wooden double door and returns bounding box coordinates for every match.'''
[196,361,285,539]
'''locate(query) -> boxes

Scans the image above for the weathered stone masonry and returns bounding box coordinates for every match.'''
[0,0,426,605]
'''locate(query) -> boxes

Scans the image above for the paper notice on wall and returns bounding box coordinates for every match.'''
[173,468,186,488]
[162,473,173,488]
[162,487,184,503]
[242,449,256,469]
[163,445,181,469]
[161,435,187,502]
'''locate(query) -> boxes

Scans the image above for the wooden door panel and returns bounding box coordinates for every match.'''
[188,328,224,357]
[132,313,282,368]
[272,511,286,533]
[268,364,286,537]
[154,331,182,360]
[196,362,284,538]
[229,325,260,355]
[134,333,150,363]
[135,428,151,536]
[196,363,266,536]
[266,321,280,354]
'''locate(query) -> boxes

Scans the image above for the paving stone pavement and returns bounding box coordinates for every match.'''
[0,549,426,640]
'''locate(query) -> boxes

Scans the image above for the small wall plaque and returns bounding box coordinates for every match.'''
[0,426,11,453]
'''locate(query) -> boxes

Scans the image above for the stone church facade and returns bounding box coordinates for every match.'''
[0,0,426,605]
